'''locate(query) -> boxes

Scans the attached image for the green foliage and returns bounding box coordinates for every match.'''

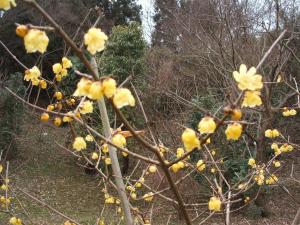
[0,73,25,160]
[100,22,147,83]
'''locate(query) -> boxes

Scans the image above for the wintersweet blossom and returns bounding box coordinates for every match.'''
[113,88,136,108]
[196,160,206,171]
[198,117,216,134]
[24,29,49,53]
[73,78,92,97]
[24,66,41,86]
[79,101,94,114]
[181,128,200,151]
[264,129,280,138]
[225,123,242,140]
[143,192,154,202]
[9,217,22,225]
[248,158,256,168]
[208,197,221,211]
[266,174,278,185]
[53,117,62,127]
[73,137,87,151]
[102,78,117,98]
[84,28,108,55]
[0,0,16,10]
[88,81,103,100]
[40,113,49,122]
[242,91,262,108]
[111,134,126,148]
[233,64,263,91]
[282,108,297,117]
[176,148,185,158]
[148,165,157,173]
[39,80,47,89]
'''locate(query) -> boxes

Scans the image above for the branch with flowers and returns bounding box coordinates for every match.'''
[0,0,300,225]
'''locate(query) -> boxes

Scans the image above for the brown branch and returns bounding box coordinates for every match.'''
[22,0,98,80]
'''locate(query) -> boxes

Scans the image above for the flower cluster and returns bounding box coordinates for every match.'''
[282,108,297,117]
[53,57,73,81]
[233,64,263,108]
[9,217,22,225]
[265,129,280,138]
[24,66,41,86]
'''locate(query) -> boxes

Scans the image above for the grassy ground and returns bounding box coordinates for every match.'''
[0,110,299,225]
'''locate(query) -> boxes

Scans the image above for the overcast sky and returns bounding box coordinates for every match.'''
[137,0,155,42]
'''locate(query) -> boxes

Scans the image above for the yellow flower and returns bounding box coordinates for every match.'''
[54,91,63,100]
[264,129,280,138]
[62,112,73,123]
[143,192,154,202]
[102,78,117,98]
[266,174,278,185]
[55,74,62,82]
[225,123,242,140]
[105,157,112,165]
[148,165,157,173]
[84,28,108,55]
[62,57,72,69]
[113,88,135,108]
[130,192,137,200]
[40,113,49,122]
[196,160,206,171]
[208,197,221,212]
[101,144,108,153]
[181,128,200,151]
[92,152,99,160]
[198,117,216,134]
[88,81,103,100]
[244,196,250,203]
[211,168,216,173]
[0,164,3,173]
[39,80,47,89]
[176,148,185,158]
[53,117,62,127]
[73,137,87,151]
[282,109,297,117]
[73,78,92,97]
[85,134,94,142]
[104,194,115,204]
[24,66,41,86]
[112,134,126,148]
[254,169,265,185]
[135,182,142,188]
[47,104,55,111]
[248,158,256,168]
[0,0,16,10]
[280,143,293,152]
[24,29,49,53]
[16,25,28,38]
[53,63,63,74]
[232,109,242,120]
[9,217,22,225]
[171,163,181,173]
[242,91,262,108]
[80,100,94,114]
[233,64,263,91]
[273,161,281,168]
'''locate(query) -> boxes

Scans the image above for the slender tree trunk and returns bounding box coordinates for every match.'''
[91,58,133,225]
